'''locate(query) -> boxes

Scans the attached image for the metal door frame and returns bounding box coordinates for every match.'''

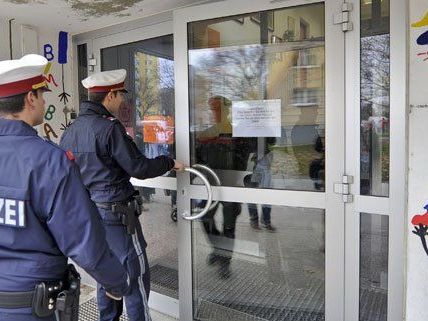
[174,0,346,319]
[343,1,407,321]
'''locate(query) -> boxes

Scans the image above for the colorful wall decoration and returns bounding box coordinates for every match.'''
[412,11,428,61]
[411,205,428,256]
[408,3,428,321]
[41,31,74,142]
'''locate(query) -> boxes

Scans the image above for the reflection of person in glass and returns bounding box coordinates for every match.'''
[195,96,252,278]
[309,135,325,191]
[244,137,276,231]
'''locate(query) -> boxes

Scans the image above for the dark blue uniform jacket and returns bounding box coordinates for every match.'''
[0,119,129,311]
[59,101,175,203]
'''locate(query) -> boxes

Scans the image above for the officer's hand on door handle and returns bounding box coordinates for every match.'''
[173,160,186,172]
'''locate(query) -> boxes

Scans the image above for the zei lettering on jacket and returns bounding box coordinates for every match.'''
[0,198,25,228]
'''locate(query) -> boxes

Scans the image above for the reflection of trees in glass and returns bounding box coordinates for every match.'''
[190,45,267,102]
[135,52,175,118]
[361,34,390,120]
[360,34,390,192]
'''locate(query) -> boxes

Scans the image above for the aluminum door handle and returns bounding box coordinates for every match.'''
[182,167,213,221]
[192,164,221,211]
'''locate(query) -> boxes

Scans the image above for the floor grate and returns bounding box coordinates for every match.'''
[79,297,129,321]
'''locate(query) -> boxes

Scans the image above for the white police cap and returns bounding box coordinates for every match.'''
[82,69,127,93]
[0,54,50,98]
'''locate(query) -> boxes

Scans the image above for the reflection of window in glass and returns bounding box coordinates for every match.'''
[292,88,319,106]
[360,0,390,197]
[188,3,326,192]
[300,18,310,40]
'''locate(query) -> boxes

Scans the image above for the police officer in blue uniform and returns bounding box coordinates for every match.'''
[0,55,130,321]
[60,69,185,321]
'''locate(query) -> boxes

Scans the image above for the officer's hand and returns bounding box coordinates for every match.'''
[173,160,186,172]
[106,292,122,301]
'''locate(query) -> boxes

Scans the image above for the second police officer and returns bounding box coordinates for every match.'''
[60,69,185,321]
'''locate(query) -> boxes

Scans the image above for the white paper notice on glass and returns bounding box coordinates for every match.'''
[232,99,281,137]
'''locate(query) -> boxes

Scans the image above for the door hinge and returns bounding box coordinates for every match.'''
[88,55,97,72]
[333,2,353,32]
[334,175,354,203]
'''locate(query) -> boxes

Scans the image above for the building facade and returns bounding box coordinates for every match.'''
[0,0,425,320]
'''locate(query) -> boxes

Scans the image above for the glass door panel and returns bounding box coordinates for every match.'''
[176,1,343,320]
[100,34,179,314]
[192,200,325,320]
[188,3,326,192]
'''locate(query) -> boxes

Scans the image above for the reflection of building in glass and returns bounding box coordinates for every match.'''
[135,53,160,118]
[189,4,326,148]
[135,52,176,157]
[188,3,326,192]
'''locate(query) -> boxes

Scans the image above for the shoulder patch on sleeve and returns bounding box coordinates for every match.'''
[65,150,75,161]
[39,138,74,160]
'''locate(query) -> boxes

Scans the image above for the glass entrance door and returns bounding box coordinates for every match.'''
[93,22,180,318]
[174,0,346,320]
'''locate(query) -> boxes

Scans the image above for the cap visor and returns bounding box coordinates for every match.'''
[40,85,51,92]
[113,88,128,93]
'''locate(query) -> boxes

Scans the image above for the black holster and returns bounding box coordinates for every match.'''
[56,264,81,321]
[113,200,137,235]
[32,264,80,321]
[32,281,63,318]
[134,193,143,217]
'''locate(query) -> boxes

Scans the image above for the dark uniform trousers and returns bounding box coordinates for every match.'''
[96,207,150,321]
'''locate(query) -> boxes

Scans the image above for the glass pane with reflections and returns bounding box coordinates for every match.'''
[188,3,326,192]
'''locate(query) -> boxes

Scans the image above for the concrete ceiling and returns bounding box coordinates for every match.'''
[0,0,216,34]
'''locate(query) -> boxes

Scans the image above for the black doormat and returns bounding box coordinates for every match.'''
[150,264,179,299]
[79,297,129,321]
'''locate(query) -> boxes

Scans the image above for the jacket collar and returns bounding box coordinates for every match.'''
[0,118,38,137]
[79,101,115,118]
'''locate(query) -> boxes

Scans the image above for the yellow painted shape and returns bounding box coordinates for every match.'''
[412,11,428,28]
[43,62,52,74]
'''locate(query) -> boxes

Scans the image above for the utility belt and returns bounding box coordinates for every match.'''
[95,192,143,235]
[0,264,81,321]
